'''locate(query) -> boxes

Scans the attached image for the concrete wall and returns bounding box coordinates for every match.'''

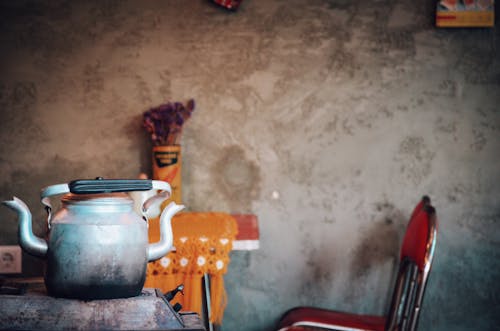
[1,1,499,330]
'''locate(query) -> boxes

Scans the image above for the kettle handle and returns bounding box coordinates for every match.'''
[40,179,172,228]
[140,182,172,219]
[40,183,70,229]
[41,179,171,198]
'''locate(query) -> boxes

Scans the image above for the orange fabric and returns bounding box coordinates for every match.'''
[145,212,238,324]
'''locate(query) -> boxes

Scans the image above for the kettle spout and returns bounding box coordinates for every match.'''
[3,197,48,258]
[147,201,185,262]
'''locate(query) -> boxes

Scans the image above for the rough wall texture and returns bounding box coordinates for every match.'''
[1,1,499,330]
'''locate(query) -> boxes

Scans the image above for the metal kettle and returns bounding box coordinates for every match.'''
[3,178,184,300]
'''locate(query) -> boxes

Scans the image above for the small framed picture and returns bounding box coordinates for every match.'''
[436,0,495,27]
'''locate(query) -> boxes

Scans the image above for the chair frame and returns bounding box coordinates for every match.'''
[386,204,437,331]
[277,199,438,331]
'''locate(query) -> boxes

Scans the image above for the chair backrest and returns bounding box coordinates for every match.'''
[385,196,438,331]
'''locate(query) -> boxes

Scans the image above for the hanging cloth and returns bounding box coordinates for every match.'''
[145,212,238,324]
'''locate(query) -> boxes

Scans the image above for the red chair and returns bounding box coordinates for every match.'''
[276,196,438,331]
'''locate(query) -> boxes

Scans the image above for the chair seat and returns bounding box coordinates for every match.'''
[277,306,386,331]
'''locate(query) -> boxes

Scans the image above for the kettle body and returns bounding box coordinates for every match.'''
[3,178,184,300]
[46,193,148,299]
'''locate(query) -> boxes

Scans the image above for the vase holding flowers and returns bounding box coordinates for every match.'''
[143,99,195,204]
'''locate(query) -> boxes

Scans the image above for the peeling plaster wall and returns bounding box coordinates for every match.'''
[1,1,499,330]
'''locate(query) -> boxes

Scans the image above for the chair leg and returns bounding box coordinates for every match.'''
[400,264,419,330]
[408,273,426,331]
[202,274,214,331]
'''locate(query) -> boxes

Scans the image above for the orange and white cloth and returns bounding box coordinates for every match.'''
[145,212,238,324]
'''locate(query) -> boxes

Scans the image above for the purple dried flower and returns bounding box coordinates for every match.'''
[142,99,196,146]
